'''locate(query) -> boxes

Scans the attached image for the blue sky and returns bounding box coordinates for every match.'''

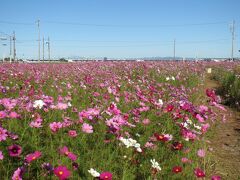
[0,0,239,59]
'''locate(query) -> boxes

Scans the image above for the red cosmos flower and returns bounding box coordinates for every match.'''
[25,151,41,163]
[172,166,182,173]
[206,89,217,102]
[8,144,22,157]
[99,172,112,180]
[154,133,167,142]
[194,168,205,178]
[54,166,71,180]
[172,142,183,150]
[165,105,174,112]
[109,103,115,110]
[123,114,129,120]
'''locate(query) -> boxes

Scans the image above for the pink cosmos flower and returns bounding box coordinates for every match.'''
[8,144,22,157]
[138,106,150,112]
[196,114,205,123]
[1,98,17,110]
[107,102,121,115]
[181,157,192,163]
[142,119,150,125]
[12,167,23,180]
[49,122,63,132]
[0,127,8,142]
[59,146,77,161]
[144,142,157,149]
[68,130,77,137]
[194,168,205,178]
[82,123,93,133]
[0,111,7,119]
[56,102,68,110]
[0,150,3,160]
[54,166,71,180]
[198,105,208,114]
[211,175,221,180]
[105,115,126,133]
[30,117,43,128]
[181,129,197,141]
[201,123,210,133]
[8,111,20,119]
[25,151,41,163]
[99,172,112,180]
[197,149,206,158]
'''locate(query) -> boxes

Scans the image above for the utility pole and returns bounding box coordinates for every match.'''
[173,39,176,60]
[13,31,16,62]
[230,20,235,61]
[47,37,50,61]
[37,19,40,62]
[9,36,12,63]
[42,36,44,61]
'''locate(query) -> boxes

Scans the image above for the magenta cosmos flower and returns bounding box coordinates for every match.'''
[0,127,8,142]
[25,151,41,163]
[8,144,22,157]
[54,166,71,180]
[194,168,205,178]
[82,123,93,133]
[99,172,112,180]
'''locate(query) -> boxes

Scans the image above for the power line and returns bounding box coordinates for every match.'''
[0,21,34,26]
[43,21,228,27]
[16,38,228,43]
[0,20,228,28]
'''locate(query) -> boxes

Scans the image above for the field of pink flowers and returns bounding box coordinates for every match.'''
[0,61,233,179]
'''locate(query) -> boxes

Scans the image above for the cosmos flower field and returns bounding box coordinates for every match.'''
[0,61,237,179]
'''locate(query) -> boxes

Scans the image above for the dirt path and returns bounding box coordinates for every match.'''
[204,74,240,180]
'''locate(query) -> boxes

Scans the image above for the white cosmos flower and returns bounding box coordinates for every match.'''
[150,159,161,171]
[88,168,100,177]
[171,76,175,80]
[119,137,142,152]
[136,147,142,152]
[158,99,163,105]
[33,100,45,109]
[186,119,193,125]
[67,102,72,107]
[194,124,201,130]
[166,77,170,81]
[182,122,189,128]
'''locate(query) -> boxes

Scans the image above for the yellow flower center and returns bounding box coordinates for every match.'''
[105,176,108,178]
[59,171,63,175]
[32,156,36,160]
